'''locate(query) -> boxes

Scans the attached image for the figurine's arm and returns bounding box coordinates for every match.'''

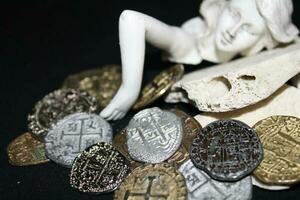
[100,10,197,120]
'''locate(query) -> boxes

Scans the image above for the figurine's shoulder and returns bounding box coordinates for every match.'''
[181,17,207,37]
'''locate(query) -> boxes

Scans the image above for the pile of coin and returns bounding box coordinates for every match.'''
[6,64,300,199]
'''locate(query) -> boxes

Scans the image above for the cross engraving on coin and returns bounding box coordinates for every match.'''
[114,163,187,200]
[28,89,99,139]
[7,132,49,166]
[132,64,184,110]
[45,113,112,168]
[126,107,183,163]
[190,119,263,181]
[70,142,130,193]
[253,116,300,185]
[62,65,122,108]
[179,160,252,200]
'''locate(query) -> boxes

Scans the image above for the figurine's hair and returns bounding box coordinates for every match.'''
[200,0,299,49]
[256,0,299,43]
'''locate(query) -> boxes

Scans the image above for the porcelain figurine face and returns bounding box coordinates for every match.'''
[215,0,266,53]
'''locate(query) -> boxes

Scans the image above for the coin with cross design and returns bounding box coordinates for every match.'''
[70,142,130,193]
[126,107,183,163]
[45,113,112,168]
[28,89,100,139]
[190,119,263,181]
[179,159,252,200]
[114,163,187,200]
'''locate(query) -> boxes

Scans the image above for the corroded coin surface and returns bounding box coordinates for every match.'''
[166,109,202,168]
[70,142,130,193]
[190,119,263,181]
[133,64,184,110]
[127,107,183,163]
[28,89,99,139]
[113,129,143,170]
[179,160,252,200]
[45,113,112,168]
[253,116,300,185]
[62,65,121,108]
[7,132,49,166]
[114,163,187,200]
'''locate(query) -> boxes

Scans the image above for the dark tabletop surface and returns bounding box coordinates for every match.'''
[0,0,299,199]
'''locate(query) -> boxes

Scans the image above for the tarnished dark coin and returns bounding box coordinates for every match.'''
[28,89,99,139]
[132,64,184,110]
[166,109,202,168]
[7,132,49,166]
[114,163,187,200]
[126,107,183,163]
[70,142,130,193]
[45,113,112,168]
[253,116,300,185]
[179,160,252,200]
[113,129,143,170]
[62,65,121,108]
[190,119,263,181]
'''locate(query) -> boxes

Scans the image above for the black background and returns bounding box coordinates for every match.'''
[0,0,299,199]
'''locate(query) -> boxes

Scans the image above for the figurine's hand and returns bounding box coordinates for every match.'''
[100,84,139,120]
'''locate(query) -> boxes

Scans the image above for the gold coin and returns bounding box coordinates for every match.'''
[253,116,300,185]
[114,163,187,200]
[7,132,49,166]
[133,64,184,110]
[166,109,202,168]
[62,65,121,108]
[113,129,143,170]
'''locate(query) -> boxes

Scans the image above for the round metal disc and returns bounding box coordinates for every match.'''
[114,163,187,200]
[70,142,130,193]
[253,115,300,185]
[126,107,183,163]
[179,159,252,200]
[28,89,99,139]
[190,119,263,181]
[62,65,121,108]
[132,64,184,110]
[113,129,143,170]
[45,113,112,168]
[166,109,202,168]
[7,132,49,166]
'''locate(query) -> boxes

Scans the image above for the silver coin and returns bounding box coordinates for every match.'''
[28,89,99,139]
[126,107,183,163]
[179,160,252,200]
[190,119,263,181]
[45,112,112,167]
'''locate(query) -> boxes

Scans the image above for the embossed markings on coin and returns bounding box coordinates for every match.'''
[45,113,112,168]
[114,163,187,200]
[28,89,99,139]
[7,132,49,166]
[113,129,143,170]
[132,64,184,110]
[62,65,122,108]
[166,109,202,168]
[179,160,252,200]
[190,119,263,181]
[126,107,183,163]
[253,116,300,185]
[70,142,130,193]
